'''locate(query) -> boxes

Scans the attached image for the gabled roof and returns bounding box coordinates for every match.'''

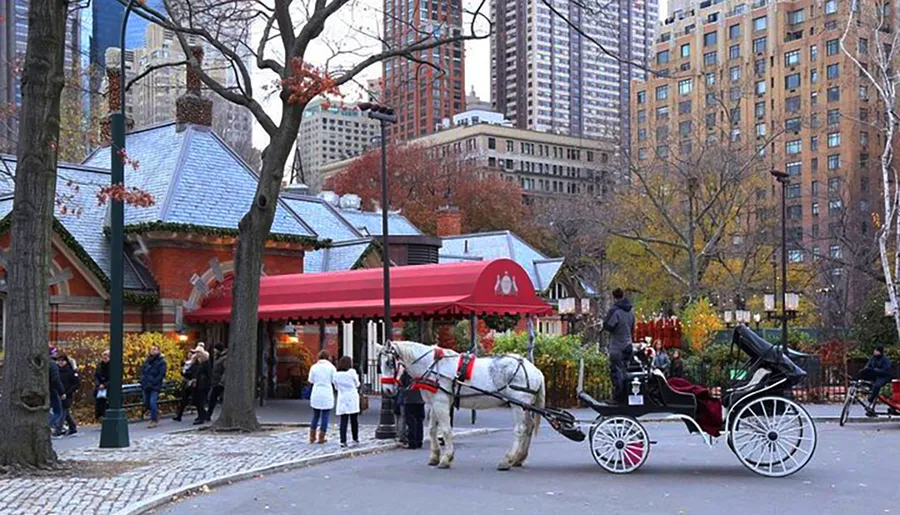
[280,193,362,242]
[439,230,564,293]
[82,123,316,239]
[336,208,422,237]
[304,238,376,273]
[0,159,156,292]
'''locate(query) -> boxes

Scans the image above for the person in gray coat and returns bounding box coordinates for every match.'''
[603,288,636,402]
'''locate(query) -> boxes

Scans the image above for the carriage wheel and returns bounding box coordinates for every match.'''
[839,384,856,427]
[731,396,816,478]
[589,416,650,474]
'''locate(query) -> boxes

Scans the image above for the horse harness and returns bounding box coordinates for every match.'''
[407,347,539,408]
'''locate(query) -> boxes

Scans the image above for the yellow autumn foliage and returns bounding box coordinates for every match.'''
[681,299,724,353]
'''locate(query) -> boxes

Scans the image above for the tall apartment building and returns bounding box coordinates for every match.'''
[322,122,616,203]
[130,24,254,163]
[632,0,880,286]
[382,0,466,141]
[0,1,82,152]
[491,0,658,146]
[291,98,380,192]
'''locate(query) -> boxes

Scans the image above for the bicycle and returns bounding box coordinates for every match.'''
[839,379,900,426]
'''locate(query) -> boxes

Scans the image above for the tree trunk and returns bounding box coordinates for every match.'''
[0,0,67,468]
[213,111,300,431]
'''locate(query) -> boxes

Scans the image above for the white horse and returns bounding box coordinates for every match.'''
[376,340,545,470]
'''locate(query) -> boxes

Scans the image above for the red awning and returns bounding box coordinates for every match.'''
[185,259,554,323]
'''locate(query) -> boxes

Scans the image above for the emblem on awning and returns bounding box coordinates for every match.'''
[495,272,518,296]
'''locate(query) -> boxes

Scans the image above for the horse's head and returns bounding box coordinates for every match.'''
[374,341,400,397]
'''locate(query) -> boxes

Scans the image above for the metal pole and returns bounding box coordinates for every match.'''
[375,118,396,440]
[780,179,789,354]
[100,0,135,449]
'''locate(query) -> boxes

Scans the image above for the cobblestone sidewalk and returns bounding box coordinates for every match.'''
[0,425,486,515]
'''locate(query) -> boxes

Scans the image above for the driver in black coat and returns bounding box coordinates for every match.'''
[857,346,894,416]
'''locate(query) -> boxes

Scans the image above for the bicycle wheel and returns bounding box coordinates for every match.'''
[839,384,855,427]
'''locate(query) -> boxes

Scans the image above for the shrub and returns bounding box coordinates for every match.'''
[680,298,724,353]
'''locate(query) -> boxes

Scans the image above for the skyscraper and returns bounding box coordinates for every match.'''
[490,0,658,145]
[381,0,466,141]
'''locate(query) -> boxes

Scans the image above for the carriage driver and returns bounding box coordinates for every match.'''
[603,288,636,403]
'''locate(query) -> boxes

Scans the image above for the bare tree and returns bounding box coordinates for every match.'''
[840,0,900,339]
[0,0,70,469]
[124,0,491,431]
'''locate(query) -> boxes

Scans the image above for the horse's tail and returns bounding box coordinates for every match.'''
[531,377,545,438]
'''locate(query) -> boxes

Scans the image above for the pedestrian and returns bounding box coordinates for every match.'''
[173,348,198,422]
[308,350,336,444]
[139,344,167,428]
[603,288,636,403]
[394,364,408,446]
[333,356,361,448]
[400,370,425,449]
[56,354,80,436]
[94,350,110,421]
[652,340,670,376]
[191,345,212,425]
[207,343,227,417]
[857,345,894,416]
[48,348,66,435]
[669,350,685,379]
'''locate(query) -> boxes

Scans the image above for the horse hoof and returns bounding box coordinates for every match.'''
[497,462,512,471]
[437,461,451,469]
[512,462,523,468]
[428,458,440,466]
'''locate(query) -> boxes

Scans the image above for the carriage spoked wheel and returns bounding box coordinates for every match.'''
[588,416,650,474]
[730,396,817,478]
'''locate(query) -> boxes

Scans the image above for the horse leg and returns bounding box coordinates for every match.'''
[499,406,527,471]
[435,399,455,469]
[513,412,536,467]
[427,408,440,466]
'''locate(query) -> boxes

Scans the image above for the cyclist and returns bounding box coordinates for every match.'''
[857,346,894,416]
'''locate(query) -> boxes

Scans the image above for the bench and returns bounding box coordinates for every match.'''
[122,381,183,419]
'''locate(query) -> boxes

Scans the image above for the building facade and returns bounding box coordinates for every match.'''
[129,24,255,164]
[323,122,616,202]
[490,0,658,146]
[382,0,466,141]
[290,98,380,192]
[631,0,882,291]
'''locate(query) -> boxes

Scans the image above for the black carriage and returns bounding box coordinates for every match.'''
[567,326,817,477]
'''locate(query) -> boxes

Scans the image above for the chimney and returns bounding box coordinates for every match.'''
[436,205,462,237]
[175,46,213,131]
[100,47,135,145]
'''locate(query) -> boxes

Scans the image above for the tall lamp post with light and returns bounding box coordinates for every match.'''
[99,0,138,449]
[770,169,793,354]
[358,102,398,440]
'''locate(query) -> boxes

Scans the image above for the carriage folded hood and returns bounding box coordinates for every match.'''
[733,326,807,385]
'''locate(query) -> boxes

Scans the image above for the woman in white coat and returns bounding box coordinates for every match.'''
[308,350,336,444]
[333,356,361,447]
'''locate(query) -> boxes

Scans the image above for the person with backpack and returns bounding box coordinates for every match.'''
[173,348,199,422]
[48,348,66,434]
[56,354,80,436]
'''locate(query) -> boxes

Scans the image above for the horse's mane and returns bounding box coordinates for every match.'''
[391,340,459,364]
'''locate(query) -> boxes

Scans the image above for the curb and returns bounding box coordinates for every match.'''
[117,427,502,515]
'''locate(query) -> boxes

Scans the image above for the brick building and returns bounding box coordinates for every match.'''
[631,0,882,291]
[382,0,465,141]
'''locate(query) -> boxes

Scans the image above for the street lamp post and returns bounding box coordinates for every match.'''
[771,169,790,354]
[359,102,398,440]
[100,0,137,448]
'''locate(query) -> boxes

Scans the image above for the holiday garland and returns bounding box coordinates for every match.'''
[118,221,330,249]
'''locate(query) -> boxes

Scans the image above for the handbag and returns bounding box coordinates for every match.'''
[359,389,369,411]
[96,388,108,399]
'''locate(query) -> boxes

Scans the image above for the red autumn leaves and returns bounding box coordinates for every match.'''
[281,58,341,106]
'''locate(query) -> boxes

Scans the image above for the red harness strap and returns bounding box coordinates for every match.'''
[456,353,476,382]
[412,379,439,393]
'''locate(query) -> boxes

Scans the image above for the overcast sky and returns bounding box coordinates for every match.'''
[252,0,670,150]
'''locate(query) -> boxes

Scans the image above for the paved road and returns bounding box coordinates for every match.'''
[162,421,900,515]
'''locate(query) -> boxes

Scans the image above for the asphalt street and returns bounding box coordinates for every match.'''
[161,420,900,515]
